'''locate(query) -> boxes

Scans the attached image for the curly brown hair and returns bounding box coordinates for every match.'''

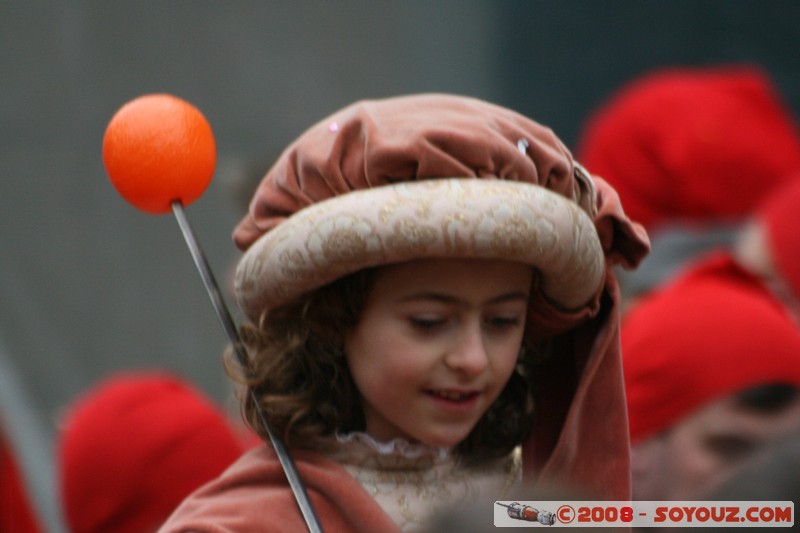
[225,267,540,465]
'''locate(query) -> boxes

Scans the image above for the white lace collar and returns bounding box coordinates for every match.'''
[334,431,451,461]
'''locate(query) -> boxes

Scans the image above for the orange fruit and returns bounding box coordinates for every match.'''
[103,94,216,213]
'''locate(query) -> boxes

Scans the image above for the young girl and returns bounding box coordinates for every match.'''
[159,94,648,532]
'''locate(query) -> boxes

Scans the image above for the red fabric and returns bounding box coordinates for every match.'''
[159,446,400,533]
[1,429,42,533]
[577,65,800,233]
[58,371,250,533]
[526,271,633,499]
[761,175,800,300]
[523,176,649,500]
[622,252,800,443]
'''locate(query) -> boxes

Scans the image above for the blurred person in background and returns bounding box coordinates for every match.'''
[733,176,800,323]
[57,371,254,533]
[1,423,43,533]
[621,258,800,501]
[576,64,800,311]
[649,431,800,533]
[708,428,800,502]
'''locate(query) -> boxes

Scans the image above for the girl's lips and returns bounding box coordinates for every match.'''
[424,389,482,412]
[426,389,479,401]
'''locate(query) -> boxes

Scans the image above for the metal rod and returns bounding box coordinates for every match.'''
[171,201,324,533]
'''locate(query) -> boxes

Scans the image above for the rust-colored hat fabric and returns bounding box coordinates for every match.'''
[576,65,800,233]
[235,94,586,250]
[231,94,650,502]
[58,371,250,533]
[760,175,800,302]
[623,252,800,444]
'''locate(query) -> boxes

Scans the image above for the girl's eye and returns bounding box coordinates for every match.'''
[409,317,446,331]
[486,316,521,330]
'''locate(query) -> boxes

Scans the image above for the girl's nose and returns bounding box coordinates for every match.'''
[444,322,489,376]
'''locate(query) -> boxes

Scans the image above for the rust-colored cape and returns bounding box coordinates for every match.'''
[161,94,649,532]
[525,178,646,500]
[159,446,398,533]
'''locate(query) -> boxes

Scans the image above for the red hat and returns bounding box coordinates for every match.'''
[760,175,800,302]
[1,429,42,533]
[622,253,800,443]
[58,371,250,533]
[577,65,800,233]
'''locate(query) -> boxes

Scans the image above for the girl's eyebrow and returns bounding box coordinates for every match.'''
[396,291,530,305]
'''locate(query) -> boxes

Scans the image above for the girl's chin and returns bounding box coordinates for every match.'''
[414,431,474,449]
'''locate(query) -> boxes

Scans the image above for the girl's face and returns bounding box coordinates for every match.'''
[344,258,533,448]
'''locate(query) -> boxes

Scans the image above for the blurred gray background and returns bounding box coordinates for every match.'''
[2,1,799,531]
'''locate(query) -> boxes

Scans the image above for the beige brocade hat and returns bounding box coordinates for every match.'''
[233,94,611,337]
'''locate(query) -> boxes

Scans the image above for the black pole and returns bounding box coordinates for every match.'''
[171,201,323,533]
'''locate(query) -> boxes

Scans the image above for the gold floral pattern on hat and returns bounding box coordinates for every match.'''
[235,178,604,322]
